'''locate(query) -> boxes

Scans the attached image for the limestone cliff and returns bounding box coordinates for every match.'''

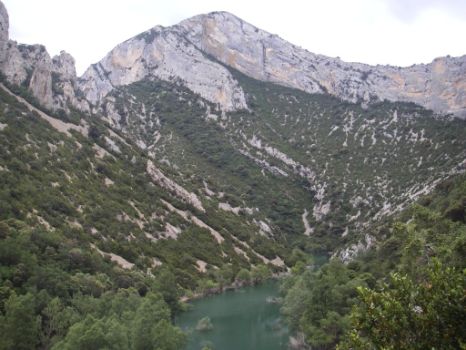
[177,12,466,118]
[77,11,466,117]
[0,0,8,46]
[0,1,88,112]
[78,26,247,111]
[1,2,465,118]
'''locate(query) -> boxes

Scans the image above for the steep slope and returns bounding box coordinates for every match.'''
[1,0,465,256]
[0,81,288,293]
[79,11,466,118]
[78,25,247,111]
[281,173,466,349]
[1,2,465,348]
[179,12,466,117]
[100,70,466,253]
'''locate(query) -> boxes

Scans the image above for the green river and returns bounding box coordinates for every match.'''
[177,281,290,350]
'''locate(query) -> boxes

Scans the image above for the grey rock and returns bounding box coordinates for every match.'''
[78,26,247,111]
[52,51,90,112]
[0,1,88,112]
[178,12,466,118]
[1,43,54,108]
[0,0,8,64]
[52,51,77,80]
[1,1,465,118]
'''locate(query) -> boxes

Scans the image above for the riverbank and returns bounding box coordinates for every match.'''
[180,272,290,303]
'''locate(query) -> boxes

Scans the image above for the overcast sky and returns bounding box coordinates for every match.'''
[4,0,466,75]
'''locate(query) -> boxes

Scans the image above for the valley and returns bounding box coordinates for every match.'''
[0,1,465,349]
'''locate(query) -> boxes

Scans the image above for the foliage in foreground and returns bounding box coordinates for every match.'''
[0,221,186,350]
[338,261,465,350]
[281,174,466,349]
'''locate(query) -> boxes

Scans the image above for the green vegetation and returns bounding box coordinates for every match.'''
[195,316,214,332]
[110,72,466,255]
[1,60,466,349]
[281,174,466,349]
[338,261,465,350]
[0,220,187,349]
[0,85,263,348]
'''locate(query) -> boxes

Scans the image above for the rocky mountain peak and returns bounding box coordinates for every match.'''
[52,51,77,80]
[0,2,465,118]
[177,11,282,82]
[0,0,8,42]
[0,1,89,112]
[177,11,466,118]
[79,9,466,117]
[78,19,248,111]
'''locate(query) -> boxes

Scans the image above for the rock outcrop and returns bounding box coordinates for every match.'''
[77,11,466,117]
[0,1,88,112]
[78,26,247,111]
[1,2,465,117]
[0,0,8,45]
[178,11,466,118]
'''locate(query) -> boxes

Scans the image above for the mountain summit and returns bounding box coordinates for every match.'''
[78,11,466,117]
[0,5,465,117]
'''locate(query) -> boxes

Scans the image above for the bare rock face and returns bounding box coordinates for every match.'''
[0,1,88,112]
[52,51,77,80]
[1,43,54,108]
[178,12,466,118]
[0,1,7,68]
[51,51,90,112]
[0,0,7,43]
[0,42,86,110]
[0,1,464,118]
[78,26,247,111]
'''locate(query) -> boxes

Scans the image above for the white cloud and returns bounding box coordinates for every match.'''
[3,0,466,75]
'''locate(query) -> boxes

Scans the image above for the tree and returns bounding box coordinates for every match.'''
[214,265,234,288]
[65,316,109,350]
[150,319,186,350]
[235,268,251,284]
[152,268,182,317]
[251,264,271,284]
[131,293,170,350]
[54,292,186,350]
[338,260,466,350]
[42,297,79,347]
[281,260,368,349]
[0,293,41,350]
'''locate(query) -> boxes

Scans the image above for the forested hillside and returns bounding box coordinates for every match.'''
[281,174,466,349]
[0,0,465,345]
[0,82,277,349]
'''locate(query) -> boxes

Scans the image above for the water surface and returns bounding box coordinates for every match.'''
[177,281,289,350]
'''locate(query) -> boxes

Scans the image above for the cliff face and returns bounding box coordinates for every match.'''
[77,26,248,111]
[0,3,465,117]
[0,2,88,111]
[177,12,466,118]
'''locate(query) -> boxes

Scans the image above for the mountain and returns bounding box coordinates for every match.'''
[0,1,465,348]
[0,1,89,112]
[0,1,465,265]
[79,11,466,118]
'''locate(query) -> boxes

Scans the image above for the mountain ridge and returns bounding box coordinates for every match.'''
[79,10,466,117]
[1,1,465,258]
[0,4,465,118]
[0,3,465,348]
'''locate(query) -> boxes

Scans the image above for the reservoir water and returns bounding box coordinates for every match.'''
[177,280,289,350]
